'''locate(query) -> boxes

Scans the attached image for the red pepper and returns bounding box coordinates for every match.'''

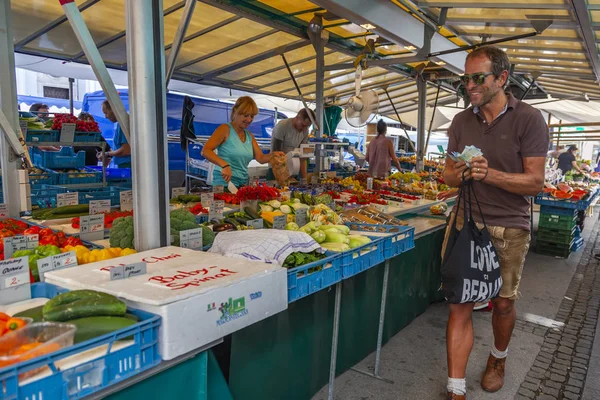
[39,228,54,238]
[23,226,41,235]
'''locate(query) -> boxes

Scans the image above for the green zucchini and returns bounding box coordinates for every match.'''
[66,316,137,344]
[123,313,139,322]
[224,217,241,228]
[244,206,261,220]
[14,305,45,322]
[263,219,273,229]
[43,290,126,322]
[52,204,90,215]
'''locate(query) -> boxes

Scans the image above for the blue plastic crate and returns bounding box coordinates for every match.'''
[336,236,387,279]
[56,167,102,185]
[0,282,160,400]
[540,205,578,217]
[287,253,342,303]
[87,166,131,181]
[32,147,86,170]
[343,223,415,258]
[571,237,584,252]
[31,184,67,209]
[75,186,130,205]
[29,166,59,186]
[73,131,103,142]
[26,129,59,143]
[535,189,599,211]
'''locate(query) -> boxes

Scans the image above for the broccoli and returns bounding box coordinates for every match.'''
[109,216,134,249]
[170,209,200,246]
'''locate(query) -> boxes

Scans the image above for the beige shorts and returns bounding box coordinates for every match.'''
[441,212,531,300]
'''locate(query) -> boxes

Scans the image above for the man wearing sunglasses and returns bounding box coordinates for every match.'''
[442,46,549,400]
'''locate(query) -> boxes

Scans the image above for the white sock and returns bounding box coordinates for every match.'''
[447,377,466,395]
[491,344,508,359]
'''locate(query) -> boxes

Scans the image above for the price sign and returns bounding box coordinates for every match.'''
[314,187,324,195]
[80,214,105,241]
[391,179,398,187]
[213,185,224,194]
[179,228,204,250]
[3,235,27,259]
[89,200,111,215]
[26,234,39,249]
[273,215,287,230]
[372,203,390,214]
[367,178,374,190]
[57,192,79,207]
[281,191,291,201]
[201,193,214,207]
[0,257,31,305]
[110,262,147,281]
[60,123,76,143]
[120,190,133,212]
[209,200,224,220]
[171,187,186,198]
[37,251,77,282]
[19,120,28,138]
[0,204,8,220]
[295,211,308,227]
[246,219,264,229]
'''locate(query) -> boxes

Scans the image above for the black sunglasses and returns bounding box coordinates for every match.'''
[460,72,494,86]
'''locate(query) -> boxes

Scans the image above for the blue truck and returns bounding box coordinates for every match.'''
[81,90,286,172]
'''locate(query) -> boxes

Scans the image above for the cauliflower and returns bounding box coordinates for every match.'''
[109,216,134,249]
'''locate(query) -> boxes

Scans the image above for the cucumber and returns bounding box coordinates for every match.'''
[52,204,90,215]
[66,316,137,344]
[244,206,261,220]
[14,305,45,322]
[224,217,241,228]
[44,291,126,322]
[123,313,139,322]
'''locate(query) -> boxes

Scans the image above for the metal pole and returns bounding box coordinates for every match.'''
[126,0,170,250]
[69,78,75,115]
[165,0,196,87]
[416,77,427,172]
[351,259,394,383]
[0,1,22,216]
[328,281,342,400]
[60,0,130,141]
[382,87,417,154]
[280,55,318,130]
[424,84,441,152]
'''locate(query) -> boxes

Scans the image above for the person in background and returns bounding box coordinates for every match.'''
[73,112,111,167]
[557,145,583,174]
[442,46,548,400]
[270,108,315,180]
[365,119,401,178]
[99,100,130,169]
[29,103,50,121]
[202,96,284,188]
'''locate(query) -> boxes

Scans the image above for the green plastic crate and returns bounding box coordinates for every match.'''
[538,213,578,231]
[536,239,572,258]
[536,226,576,245]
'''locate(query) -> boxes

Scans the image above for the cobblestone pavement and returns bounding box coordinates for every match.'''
[517,222,600,400]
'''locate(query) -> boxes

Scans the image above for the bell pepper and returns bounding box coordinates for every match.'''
[23,226,41,236]
[39,235,59,247]
[6,318,26,331]
[0,312,9,322]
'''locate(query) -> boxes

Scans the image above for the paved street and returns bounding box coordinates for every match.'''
[313,212,600,400]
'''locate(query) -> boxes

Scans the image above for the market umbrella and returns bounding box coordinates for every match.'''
[180,96,196,151]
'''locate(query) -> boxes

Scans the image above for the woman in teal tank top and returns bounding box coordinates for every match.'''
[202,96,284,187]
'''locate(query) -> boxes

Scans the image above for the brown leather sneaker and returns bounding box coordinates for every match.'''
[446,392,466,400]
[481,354,506,392]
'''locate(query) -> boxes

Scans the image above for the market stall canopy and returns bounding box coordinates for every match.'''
[11,0,467,118]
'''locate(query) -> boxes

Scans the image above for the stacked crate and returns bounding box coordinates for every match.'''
[536,206,580,258]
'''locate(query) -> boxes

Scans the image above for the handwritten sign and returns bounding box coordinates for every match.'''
[60,123,76,143]
[0,257,31,305]
[120,190,133,212]
[171,187,185,198]
[213,185,224,194]
[201,193,213,207]
[57,192,78,207]
[273,215,287,230]
[246,219,264,229]
[3,236,27,259]
[295,211,308,227]
[0,204,9,221]
[179,228,204,250]
[89,199,111,215]
[80,214,104,241]
[110,262,147,281]
[26,234,39,249]
[37,251,77,282]
[367,178,373,190]
[209,200,224,220]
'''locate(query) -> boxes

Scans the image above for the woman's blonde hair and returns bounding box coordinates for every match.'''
[230,96,258,121]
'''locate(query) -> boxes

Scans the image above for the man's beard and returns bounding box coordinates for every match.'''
[470,85,500,108]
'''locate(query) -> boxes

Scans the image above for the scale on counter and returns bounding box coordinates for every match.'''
[348,146,366,167]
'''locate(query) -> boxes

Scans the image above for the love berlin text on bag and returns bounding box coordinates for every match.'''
[441,179,503,304]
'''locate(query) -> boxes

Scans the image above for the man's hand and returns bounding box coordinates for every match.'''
[470,156,489,181]
[454,160,471,182]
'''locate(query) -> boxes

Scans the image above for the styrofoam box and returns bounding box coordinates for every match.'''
[45,246,287,360]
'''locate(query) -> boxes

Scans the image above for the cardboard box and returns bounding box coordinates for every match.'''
[45,247,287,360]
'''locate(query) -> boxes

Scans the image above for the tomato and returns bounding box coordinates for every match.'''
[0,229,15,238]
[23,226,41,235]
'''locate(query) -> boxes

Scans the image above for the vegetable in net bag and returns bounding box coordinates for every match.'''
[271,152,290,185]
